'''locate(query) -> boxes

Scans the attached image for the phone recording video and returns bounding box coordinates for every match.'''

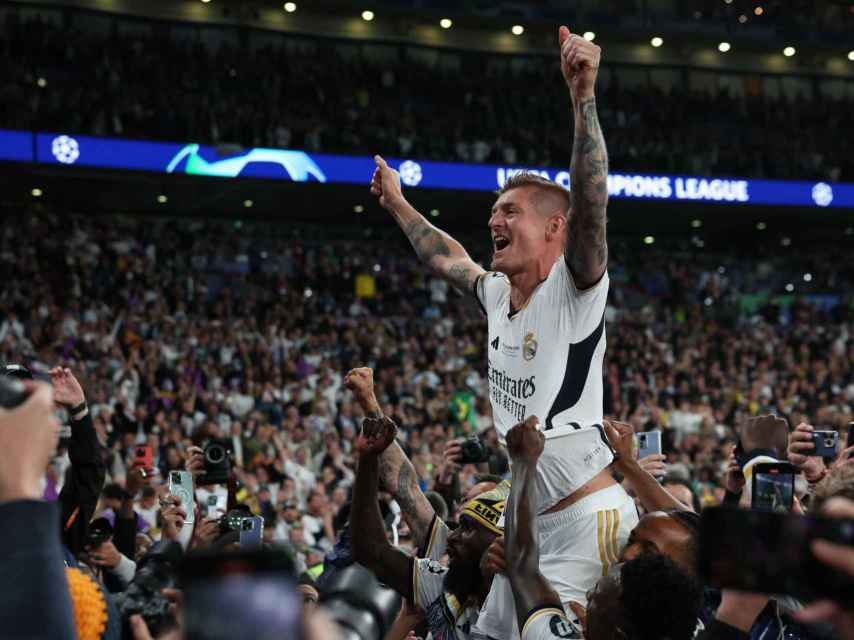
[134,445,154,471]
[751,462,795,513]
[636,430,662,459]
[812,430,839,458]
[239,516,264,551]
[700,507,854,603]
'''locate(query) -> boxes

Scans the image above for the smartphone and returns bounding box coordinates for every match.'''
[181,550,300,640]
[751,462,795,513]
[636,431,662,460]
[168,470,196,525]
[239,516,264,551]
[812,430,838,457]
[699,506,854,603]
[847,422,854,452]
[134,445,154,471]
[203,489,228,520]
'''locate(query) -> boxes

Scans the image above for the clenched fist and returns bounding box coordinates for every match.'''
[345,367,374,402]
[505,416,544,465]
[370,155,405,212]
[354,416,398,457]
[558,26,601,101]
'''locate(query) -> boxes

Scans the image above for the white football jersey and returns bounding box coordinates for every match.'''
[475,257,614,512]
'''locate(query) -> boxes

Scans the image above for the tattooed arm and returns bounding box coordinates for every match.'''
[559,26,608,290]
[371,155,485,295]
[345,368,437,550]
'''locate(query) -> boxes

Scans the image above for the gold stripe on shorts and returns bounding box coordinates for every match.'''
[597,510,609,576]
[610,508,621,564]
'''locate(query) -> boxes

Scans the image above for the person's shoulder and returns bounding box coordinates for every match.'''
[551,257,609,297]
[481,271,510,288]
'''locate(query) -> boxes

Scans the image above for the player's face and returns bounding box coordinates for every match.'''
[446,515,494,569]
[620,513,695,576]
[489,188,547,275]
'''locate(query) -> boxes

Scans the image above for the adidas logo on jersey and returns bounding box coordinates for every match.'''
[491,336,499,350]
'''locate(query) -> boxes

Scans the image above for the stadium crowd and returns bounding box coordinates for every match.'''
[0,207,853,638]
[1,11,854,181]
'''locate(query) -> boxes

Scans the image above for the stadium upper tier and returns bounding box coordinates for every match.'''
[0,9,853,181]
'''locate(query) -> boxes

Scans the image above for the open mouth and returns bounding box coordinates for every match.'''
[493,235,510,253]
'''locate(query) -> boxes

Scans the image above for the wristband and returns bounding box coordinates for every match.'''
[69,401,87,416]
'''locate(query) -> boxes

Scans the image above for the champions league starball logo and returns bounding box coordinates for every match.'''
[51,135,80,164]
[398,160,423,187]
[811,182,833,207]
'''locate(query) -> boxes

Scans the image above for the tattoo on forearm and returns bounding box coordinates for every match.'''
[396,463,419,524]
[402,219,451,263]
[447,262,479,293]
[568,97,609,284]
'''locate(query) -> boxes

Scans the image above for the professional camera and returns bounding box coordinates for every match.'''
[85,517,114,549]
[114,540,182,637]
[0,371,28,409]
[198,440,232,485]
[321,564,401,640]
[458,436,491,464]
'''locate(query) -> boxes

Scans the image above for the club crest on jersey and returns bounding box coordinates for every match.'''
[523,332,538,361]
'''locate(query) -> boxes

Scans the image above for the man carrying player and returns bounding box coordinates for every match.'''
[370,25,637,638]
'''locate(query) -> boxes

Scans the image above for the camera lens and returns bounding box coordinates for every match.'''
[826,438,834,447]
[171,472,180,482]
[206,444,225,464]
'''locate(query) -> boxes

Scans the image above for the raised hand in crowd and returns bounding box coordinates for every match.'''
[191,518,221,550]
[344,367,381,417]
[87,539,122,569]
[354,415,397,456]
[185,445,205,479]
[49,367,86,410]
[638,453,667,478]
[604,419,688,513]
[788,422,854,485]
[739,414,789,457]
[160,495,188,542]
[722,450,745,495]
[788,422,828,482]
[0,382,59,503]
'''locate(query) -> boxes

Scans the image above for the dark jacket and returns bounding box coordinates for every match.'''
[0,501,76,639]
[59,410,107,556]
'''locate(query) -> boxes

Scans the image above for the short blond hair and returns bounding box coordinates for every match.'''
[497,171,570,217]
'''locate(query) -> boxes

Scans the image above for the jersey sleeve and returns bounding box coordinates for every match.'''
[522,606,583,640]
[412,558,450,612]
[547,258,609,342]
[419,515,450,562]
[474,271,510,317]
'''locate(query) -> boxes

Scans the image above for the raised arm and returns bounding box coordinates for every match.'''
[350,416,414,601]
[370,156,485,295]
[505,417,564,633]
[604,420,688,513]
[560,27,608,290]
[345,368,436,549]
